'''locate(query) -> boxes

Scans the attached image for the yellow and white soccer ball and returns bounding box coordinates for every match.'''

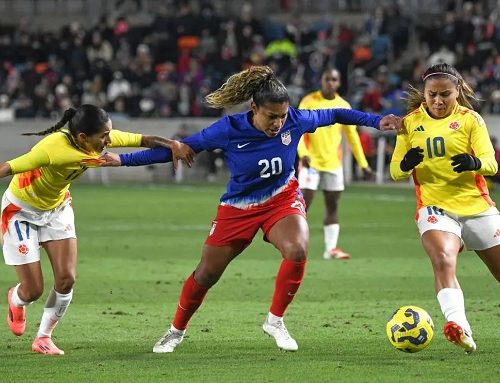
[386,305,434,353]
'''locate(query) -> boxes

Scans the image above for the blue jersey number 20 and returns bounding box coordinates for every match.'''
[259,157,283,178]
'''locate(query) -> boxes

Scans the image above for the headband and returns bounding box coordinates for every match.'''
[422,72,459,82]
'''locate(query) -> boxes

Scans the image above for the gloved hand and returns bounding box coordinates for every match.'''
[451,153,482,173]
[400,147,424,172]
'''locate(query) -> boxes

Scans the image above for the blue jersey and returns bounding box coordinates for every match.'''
[120,107,382,207]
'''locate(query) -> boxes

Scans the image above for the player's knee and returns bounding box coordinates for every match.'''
[430,251,455,273]
[21,283,44,302]
[281,241,308,262]
[55,274,76,294]
[194,267,221,288]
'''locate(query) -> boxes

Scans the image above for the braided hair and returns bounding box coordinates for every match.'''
[205,66,289,109]
[23,105,110,137]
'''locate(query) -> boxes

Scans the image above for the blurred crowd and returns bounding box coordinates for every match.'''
[0,0,498,120]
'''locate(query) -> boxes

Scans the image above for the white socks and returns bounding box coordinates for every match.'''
[324,224,340,251]
[437,287,472,334]
[37,289,73,338]
[11,283,31,307]
[267,312,283,324]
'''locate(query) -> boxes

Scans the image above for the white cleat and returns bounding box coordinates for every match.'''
[262,318,298,352]
[323,247,351,260]
[153,328,186,353]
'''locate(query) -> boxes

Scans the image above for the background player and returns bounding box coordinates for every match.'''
[298,67,373,260]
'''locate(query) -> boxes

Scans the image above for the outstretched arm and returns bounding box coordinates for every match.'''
[140,135,195,170]
[304,108,401,132]
[104,132,205,167]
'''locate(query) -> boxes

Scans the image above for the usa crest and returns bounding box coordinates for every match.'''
[281,130,291,145]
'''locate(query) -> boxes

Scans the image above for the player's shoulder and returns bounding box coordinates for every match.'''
[455,105,484,125]
[299,91,321,105]
[335,94,351,108]
[286,106,302,121]
[33,130,67,148]
[400,108,423,135]
[403,107,423,121]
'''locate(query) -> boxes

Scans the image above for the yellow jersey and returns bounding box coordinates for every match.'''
[297,90,368,171]
[390,103,497,216]
[7,129,142,210]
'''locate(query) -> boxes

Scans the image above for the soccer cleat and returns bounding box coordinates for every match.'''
[323,247,351,260]
[32,336,65,355]
[7,288,26,336]
[443,321,477,354]
[152,328,186,353]
[262,317,298,352]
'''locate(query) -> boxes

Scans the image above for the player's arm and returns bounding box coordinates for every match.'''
[297,135,312,167]
[107,133,202,167]
[103,119,229,167]
[142,135,195,169]
[2,148,51,176]
[298,108,401,133]
[344,125,369,169]
[390,126,421,181]
[109,130,195,170]
[451,114,497,175]
[0,162,12,178]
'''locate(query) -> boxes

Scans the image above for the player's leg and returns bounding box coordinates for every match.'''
[463,208,500,282]
[263,211,308,351]
[32,201,78,355]
[421,229,476,353]
[322,190,350,259]
[476,245,500,282]
[8,263,44,336]
[321,169,349,260]
[153,203,256,353]
[153,243,246,353]
[32,238,77,355]
[1,197,45,337]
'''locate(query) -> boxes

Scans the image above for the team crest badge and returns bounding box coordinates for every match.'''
[449,121,460,131]
[18,244,29,255]
[281,130,291,145]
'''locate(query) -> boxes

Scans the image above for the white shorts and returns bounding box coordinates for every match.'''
[416,205,500,251]
[1,191,76,265]
[297,167,344,192]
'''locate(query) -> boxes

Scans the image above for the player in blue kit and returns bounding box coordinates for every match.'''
[103,66,401,353]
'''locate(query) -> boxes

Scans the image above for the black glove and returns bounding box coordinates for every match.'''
[451,153,482,173]
[400,147,424,172]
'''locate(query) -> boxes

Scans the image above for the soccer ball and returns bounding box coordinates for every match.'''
[386,305,434,353]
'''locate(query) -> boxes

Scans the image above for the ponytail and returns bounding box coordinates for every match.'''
[205,66,289,109]
[22,108,77,136]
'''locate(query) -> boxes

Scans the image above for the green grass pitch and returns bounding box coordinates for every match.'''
[0,184,499,382]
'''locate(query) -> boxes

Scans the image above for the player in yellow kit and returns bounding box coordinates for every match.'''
[0,104,194,355]
[390,63,500,354]
[298,68,373,260]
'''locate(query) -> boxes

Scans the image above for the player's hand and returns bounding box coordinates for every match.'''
[400,147,424,172]
[99,152,122,167]
[362,166,375,180]
[379,114,402,131]
[167,140,195,171]
[300,155,311,168]
[451,153,481,173]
